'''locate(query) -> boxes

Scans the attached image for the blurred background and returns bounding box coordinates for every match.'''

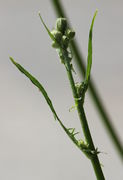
[0,0,123,179]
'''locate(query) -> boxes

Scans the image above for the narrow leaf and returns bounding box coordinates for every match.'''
[10,57,58,119]
[38,12,58,44]
[10,57,79,148]
[86,10,98,82]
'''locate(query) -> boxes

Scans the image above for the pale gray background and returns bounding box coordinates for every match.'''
[0,0,123,179]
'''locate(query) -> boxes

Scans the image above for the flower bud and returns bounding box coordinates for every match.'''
[51,29,62,43]
[61,35,69,48]
[51,41,59,48]
[78,140,88,149]
[56,18,67,33]
[65,29,75,39]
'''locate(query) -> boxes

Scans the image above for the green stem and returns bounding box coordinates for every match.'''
[64,52,105,180]
[51,0,123,160]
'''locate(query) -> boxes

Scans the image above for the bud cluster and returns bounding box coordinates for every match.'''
[51,18,75,49]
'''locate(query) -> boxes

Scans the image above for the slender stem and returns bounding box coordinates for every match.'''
[64,52,105,180]
[51,0,123,159]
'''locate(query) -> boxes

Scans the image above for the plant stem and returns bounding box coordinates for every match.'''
[64,51,105,180]
[51,0,123,160]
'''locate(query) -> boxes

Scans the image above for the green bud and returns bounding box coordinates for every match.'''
[65,28,75,39]
[78,140,88,149]
[75,83,82,96]
[51,29,62,43]
[61,35,69,48]
[51,41,59,48]
[56,18,67,33]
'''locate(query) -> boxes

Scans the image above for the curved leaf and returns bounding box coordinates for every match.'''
[10,57,79,148]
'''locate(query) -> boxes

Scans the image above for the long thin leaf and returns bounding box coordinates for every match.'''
[10,57,57,120]
[10,57,79,148]
[38,12,61,48]
[86,10,98,82]
[38,12,55,41]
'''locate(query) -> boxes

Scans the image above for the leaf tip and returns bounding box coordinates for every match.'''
[38,11,42,20]
[95,9,98,15]
[94,9,98,19]
[9,56,15,64]
[38,11,44,25]
[92,9,98,24]
[38,11,41,16]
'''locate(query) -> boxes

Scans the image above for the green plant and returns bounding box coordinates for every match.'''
[51,0,123,160]
[10,10,106,179]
